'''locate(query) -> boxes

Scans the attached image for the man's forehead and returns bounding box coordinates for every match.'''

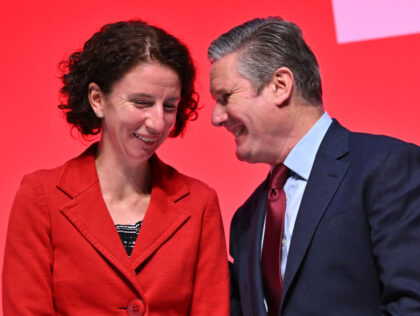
[209,54,238,94]
[209,74,231,97]
[209,60,229,81]
[209,67,227,96]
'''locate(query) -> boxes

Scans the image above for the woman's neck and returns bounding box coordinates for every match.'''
[94,141,152,201]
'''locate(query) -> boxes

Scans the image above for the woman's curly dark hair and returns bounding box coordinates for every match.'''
[59,20,198,137]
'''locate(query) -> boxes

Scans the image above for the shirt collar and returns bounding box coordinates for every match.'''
[283,112,332,180]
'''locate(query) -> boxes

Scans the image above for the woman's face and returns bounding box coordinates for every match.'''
[92,62,181,165]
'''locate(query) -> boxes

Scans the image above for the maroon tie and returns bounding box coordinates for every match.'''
[262,164,288,316]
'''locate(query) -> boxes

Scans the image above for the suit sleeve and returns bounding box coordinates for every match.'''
[2,174,55,315]
[368,143,420,315]
[189,188,230,316]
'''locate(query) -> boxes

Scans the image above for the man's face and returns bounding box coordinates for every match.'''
[210,53,294,164]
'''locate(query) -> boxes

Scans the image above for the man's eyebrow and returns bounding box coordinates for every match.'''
[210,88,227,97]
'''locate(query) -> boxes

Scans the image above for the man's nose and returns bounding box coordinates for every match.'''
[211,103,228,127]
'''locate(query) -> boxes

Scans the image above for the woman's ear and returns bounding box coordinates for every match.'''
[88,82,105,118]
[270,67,294,107]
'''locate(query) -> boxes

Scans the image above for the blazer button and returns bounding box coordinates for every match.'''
[127,298,145,316]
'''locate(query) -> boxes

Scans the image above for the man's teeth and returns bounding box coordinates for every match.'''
[134,133,155,143]
[234,126,245,137]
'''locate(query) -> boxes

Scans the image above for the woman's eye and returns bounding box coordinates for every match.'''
[132,100,177,112]
[133,101,153,107]
[163,104,177,112]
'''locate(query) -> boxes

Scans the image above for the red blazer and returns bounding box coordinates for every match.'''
[3,146,229,315]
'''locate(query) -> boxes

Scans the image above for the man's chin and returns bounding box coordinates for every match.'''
[236,149,258,164]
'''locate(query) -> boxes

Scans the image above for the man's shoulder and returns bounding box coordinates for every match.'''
[347,130,420,161]
[326,120,420,159]
[320,124,420,180]
[350,130,416,147]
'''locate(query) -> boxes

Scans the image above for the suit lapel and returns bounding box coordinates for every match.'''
[281,121,350,307]
[246,180,269,316]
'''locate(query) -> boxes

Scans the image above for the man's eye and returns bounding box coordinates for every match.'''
[221,94,231,105]
[216,95,229,105]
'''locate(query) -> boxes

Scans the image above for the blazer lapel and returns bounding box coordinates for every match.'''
[56,146,191,297]
[60,183,135,276]
[130,155,191,270]
[281,121,351,307]
[57,146,143,293]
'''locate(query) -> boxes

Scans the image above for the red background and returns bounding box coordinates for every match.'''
[1,0,419,306]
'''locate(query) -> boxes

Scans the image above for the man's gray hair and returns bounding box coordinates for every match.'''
[208,17,323,105]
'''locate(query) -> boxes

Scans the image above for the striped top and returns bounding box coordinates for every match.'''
[115,220,142,257]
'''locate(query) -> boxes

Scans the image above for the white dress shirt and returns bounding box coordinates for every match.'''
[262,112,333,279]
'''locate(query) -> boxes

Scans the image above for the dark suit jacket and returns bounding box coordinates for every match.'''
[230,120,420,316]
[3,145,229,315]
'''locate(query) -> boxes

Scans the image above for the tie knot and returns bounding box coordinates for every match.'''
[269,164,289,190]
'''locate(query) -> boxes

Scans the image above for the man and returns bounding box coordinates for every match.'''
[208,17,420,315]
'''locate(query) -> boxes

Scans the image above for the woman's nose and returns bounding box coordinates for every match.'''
[145,104,165,133]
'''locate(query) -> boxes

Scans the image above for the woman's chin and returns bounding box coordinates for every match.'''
[123,146,157,164]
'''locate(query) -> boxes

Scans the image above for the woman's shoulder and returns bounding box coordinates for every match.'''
[22,145,96,189]
[22,161,68,187]
[178,169,215,194]
[154,156,215,195]
[159,163,221,217]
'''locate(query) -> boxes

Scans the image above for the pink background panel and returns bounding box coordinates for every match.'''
[332,0,420,43]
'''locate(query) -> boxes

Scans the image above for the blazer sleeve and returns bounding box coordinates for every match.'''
[2,174,55,315]
[368,142,420,315]
[188,188,230,316]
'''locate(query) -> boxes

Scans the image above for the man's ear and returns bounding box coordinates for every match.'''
[88,82,105,118]
[270,67,294,107]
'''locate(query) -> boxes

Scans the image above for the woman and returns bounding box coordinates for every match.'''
[3,20,229,315]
